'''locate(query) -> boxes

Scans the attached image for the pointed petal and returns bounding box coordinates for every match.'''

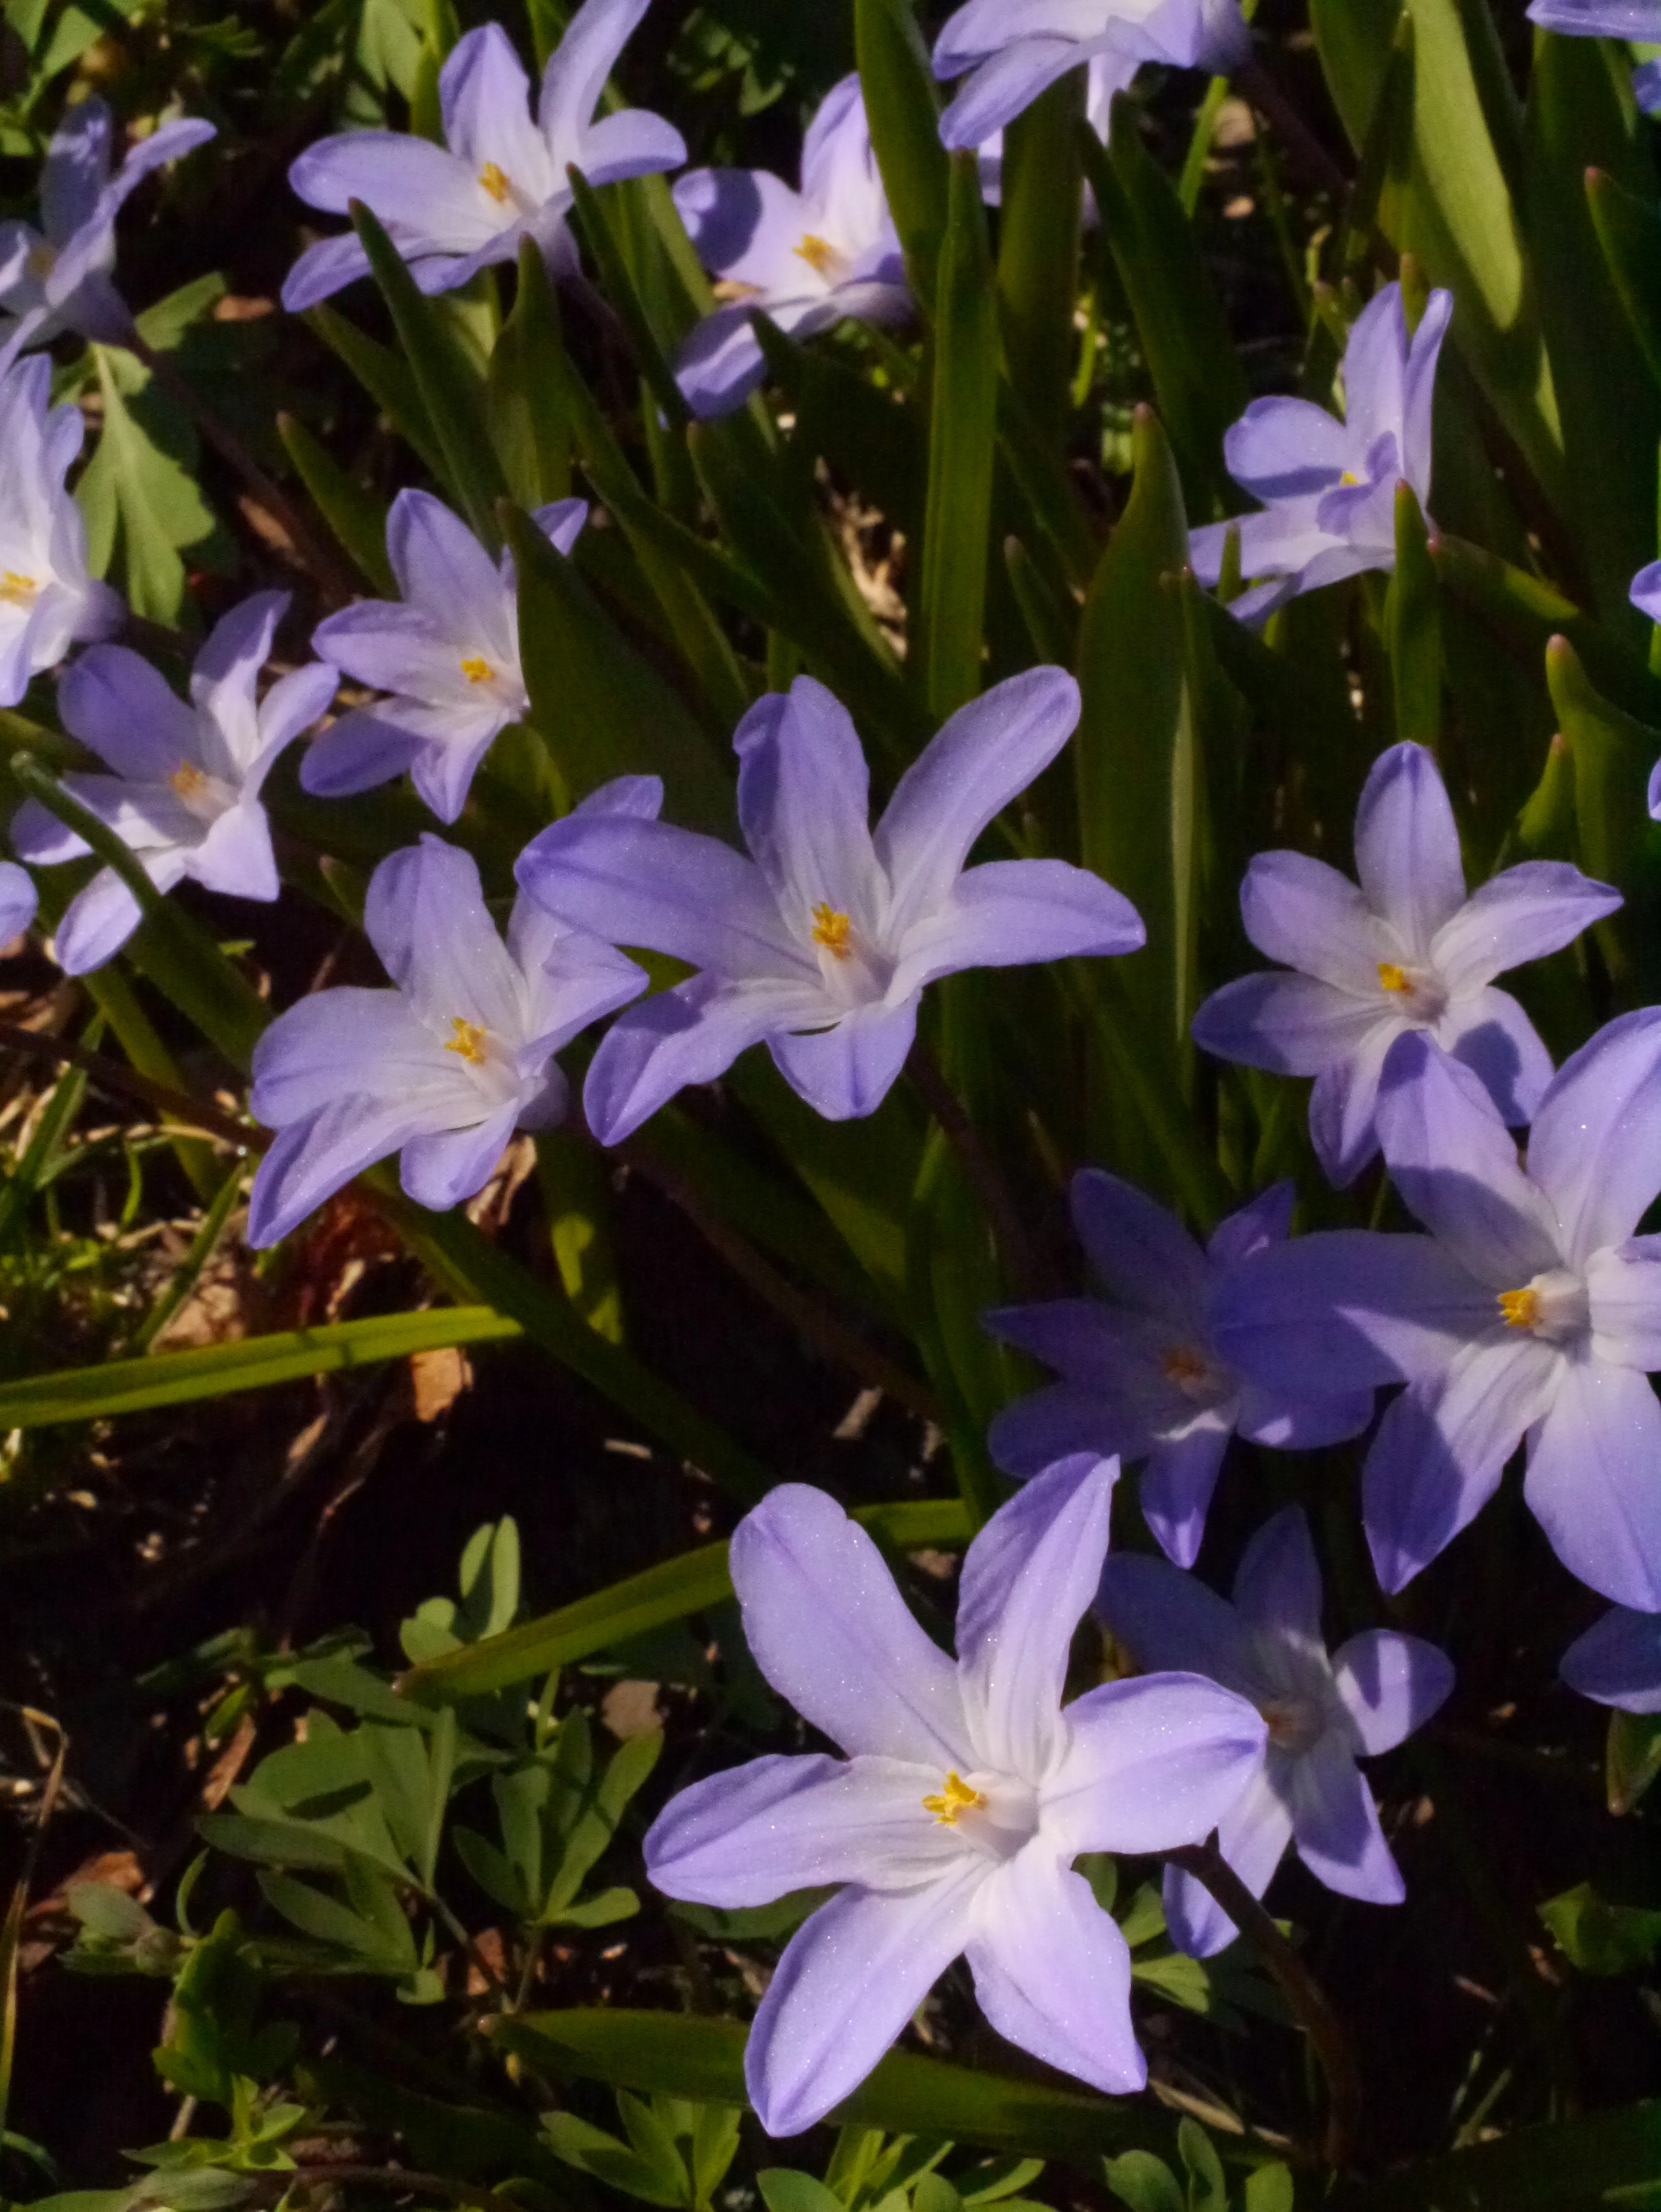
[1238,848,1394,991]
[1430,862,1621,994]
[1237,1381,1373,1451]
[540,0,652,148]
[1587,1238,1661,1369]
[365,836,525,1038]
[1401,289,1453,493]
[1525,1007,1661,1256]
[891,858,1143,998]
[409,722,503,823]
[734,677,876,920]
[1439,985,1556,1128]
[247,1093,440,1248]
[1288,1738,1403,1904]
[1140,1423,1231,1568]
[967,1846,1144,2094]
[1331,1630,1454,1755]
[956,1455,1117,1778]
[729,1484,971,1767]
[1222,396,1348,500]
[0,860,36,943]
[1163,1764,1294,1957]
[745,1869,984,2137]
[1307,1021,1398,1186]
[438,24,543,184]
[579,106,687,185]
[675,305,770,418]
[250,988,442,1124]
[1070,1167,1210,1322]
[289,131,484,239]
[1190,970,1386,1079]
[1095,1552,1258,1694]
[282,232,374,311]
[1232,1506,1324,1639]
[1043,1673,1267,1855]
[191,591,287,775]
[300,711,423,799]
[58,643,197,778]
[988,1382,1136,1479]
[938,40,1085,150]
[1560,1607,1661,1714]
[186,803,279,902]
[399,1103,522,1211]
[53,866,149,974]
[1352,742,1466,955]
[1207,1180,1295,1269]
[387,487,514,645]
[252,663,339,787]
[1339,285,1409,458]
[584,973,828,1144]
[768,997,917,1120]
[40,99,111,241]
[1524,1358,1661,1610]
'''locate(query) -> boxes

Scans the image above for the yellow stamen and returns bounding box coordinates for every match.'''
[921,1771,986,1827]
[460,655,493,685]
[170,761,208,800]
[811,902,852,960]
[444,1016,488,1066]
[0,571,38,607]
[1162,1345,1210,1388]
[25,242,54,281]
[1340,469,1361,486]
[1377,961,1411,993]
[1498,1287,1540,1331]
[712,278,763,303]
[794,234,839,277]
[479,162,512,203]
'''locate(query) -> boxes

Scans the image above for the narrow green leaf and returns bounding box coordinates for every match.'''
[306,304,449,483]
[487,240,574,506]
[1102,2151,1184,2212]
[1608,1709,1661,1816]
[401,1500,971,1701]
[276,412,395,594]
[918,152,998,721]
[79,345,228,625]
[1385,481,1442,749]
[1544,631,1661,996]
[996,71,1084,453]
[1587,164,1661,396]
[567,165,691,431]
[1337,2100,1661,2210]
[855,0,949,307]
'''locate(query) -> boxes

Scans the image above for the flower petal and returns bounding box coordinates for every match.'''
[191,591,287,776]
[186,802,279,903]
[767,997,918,1120]
[938,40,1087,150]
[1587,1237,1661,1369]
[1352,742,1466,956]
[365,836,525,1039]
[1238,848,1392,991]
[540,0,652,148]
[58,643,198,778]
[0,860,36,943]
[1095,1553,1258,1695]
[729,1483,971,1767]
[1232,1505,1323,1640]
[289,131,481,239]
[967,1844,1145,2094]
[1207,1180,1295,1270]
[1222,396,1348,500]
[1190,970,1386,1079]
[246,1093,438,1248]
[1438,985,1556,1128]
[1331,1630,1455,1756]
[1307,1020,1399,1186]
[645,1752,962,1906]
[1524,1356,1661,1611]
[1140,1422,1231,1568]
[1071,1167,1210,1324]
[40,99,110,241]
[890,857,1144,999]
[734,677,877,922]
[250,988,443,1124]
[438,23,544,189]
[956,1454,1117,1779]
[1043,1672,1267,1855]
[1287,1737,1403,1904]
[988,1382,1137,1479]
[579,105,688,186]
[1430,861,1621,994]
[300,711,423,799]
[1525,1006,1661,1258]
[1162,1764,1294,1958]
[1560,1607,1661,1715]
[400,1103,522,1211]
[583,974,828,1145]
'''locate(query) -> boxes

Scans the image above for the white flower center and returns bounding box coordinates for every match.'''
[794,233,852,287]
[808,901,892,1003]
[0,570,39,607]
[1496,1267,1588,1344]
[168,760,236,825]
[479,162,514,206]
[1376,959,1448,1024]
[921,1768,1038,1860]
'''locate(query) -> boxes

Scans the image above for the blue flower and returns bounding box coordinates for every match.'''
[307,489,587,823]
[672,77,909,420]
[1211,1019,1661,1612]
[248,828,650,1245]
[11,593,335,976]
[0,356,121,708]
[0,98,215,356]
[1191,741,1619,1187]
[516,670,1144,1141]
[1190,282,1453,624]
[282,6,685,312]
[1561,1606,1661,1715]
[646,1459,1266,2134]
[1100,1507,1453,1955]
[987,1172,1371,1567]
[0,862,36,948]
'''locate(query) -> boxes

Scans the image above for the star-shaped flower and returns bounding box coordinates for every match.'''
[0,355,120,708]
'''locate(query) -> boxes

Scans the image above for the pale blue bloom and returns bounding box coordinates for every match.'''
[248,828,650,1245]
[1561,1606,1661,1714]
[986,1173,1370,1567]
[673,76,909,420]
[1100,1507,1453,1955]
[646,1457,1266,2135]
[932,0,1249,150]
[1211,1018,1661,1613]
[0,98,215,357]
[1527,3,1661,115]
[1192,742,1619,1187]
[1190,282,1454,625]
[0,862,36,946]
[517,669,1144,1142]
[307,489,587,823]
[282,6,685,312]
[0,355,120,708]
[10,594,336,976]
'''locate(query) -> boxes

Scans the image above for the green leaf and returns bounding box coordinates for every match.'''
[1385,481,1442,749]
[255,1871,413,1971]
[1587,165,1661,397]
[1608,1709,1661,1816]
[760,2171,846,2212]
[495,2011,1177,2161]
[1176,2121,1226,2212]
[1539,1880,1661,1977]
[854,0,949,307]
[1102,2154,1184,2212]
[1241,2170,1293,2212]
[401,1500,970,1701]
[0,1306,520,1429]
[996,72,1085,454]
[1342,2100,1661,2210]
[544,2113,686,2207]
[1544,631,1661,998]
[670,1889,835,1941]
[306,303,449,482]
[958,2160,1046,2205]
[917,152,999,722]
[275,412,395,594]
[79,345,229,625]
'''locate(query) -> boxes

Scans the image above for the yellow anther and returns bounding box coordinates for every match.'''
[25,242,54,281]
[0,571,38,607]
[1498,1287,1540,1331]
[444,1016,488,1066]
[1161,1345,1210,1388]
[794,234,840,277]
[1340,469,1361,486]
[169,761,208,799]
[712,278,763,303]
[921,1772,986,1827]
[1377,961,1411,993]
[811,902,852,960]
[460,655,493,685]
[479,162,512,203]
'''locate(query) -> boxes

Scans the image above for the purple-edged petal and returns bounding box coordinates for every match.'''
[1363,1337,1555,1593]
[874,670,1081,939]
[1163,1764,1293,1958]
[1190,969,1385,1079]
[409,721,505,824]
[1529,0,1661,28]
[579,106,688,186]
[386,487,514,647]
[768,997,918,1121]
[675,305,772,419]
[1140,1423,1231,1569]
[0,860,35,944]
[1223,396,1348,500]
[1232,1505,1323,1641]
[40,100,110,241]
[744,1867,985,2137]
[1207,1180,1295,1270]
[1043,1673,1267,1855]
[253,663,339,786]
[729,1484,971,1768]
[938,40,1088,151]
[365,837,524,1039]
[300,712,423,799]
[399,1103,522,1211]
[1430,861,1621,994]
[1287,1737,1402,1904]
[249,1093,473,1250]
[674,166,805,288]
[250,988,442,1123]
[1587,1238,1661,1369]
[281,233,374,313]
[540,0,652,149]
[735,678,876,921]
[1096,1552,1258,1694]
[1071,1166,1211,1323]
[1237,1382,1373,1451]
[1331,1630,1454,1756]
[988,1382,1136,1479]
[437,24,542,185]
[1352,743,1466,956]
[1525,1007,1661,1259]
[890,858,1144,998]
[1241,848,1393,993]
[967,1845,1144,2094]
[186,803,278,902]
[55,858,182,975]
[1438,985,1556,1129]
[1560,1607,1661,1715]
[1307,1022,1398,1187]
[58,644,198,778]
[956,1455,1117,1779]
[583,974,827,1146]
[1340,290,1410,469]
[1524,1357,1661,1611]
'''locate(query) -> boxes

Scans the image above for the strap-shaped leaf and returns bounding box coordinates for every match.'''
[855,0,949,309]
[277,410,395,595]
[1386,482,1443,751]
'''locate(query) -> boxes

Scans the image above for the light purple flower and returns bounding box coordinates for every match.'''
[281,8,685,313]
[0,355,120,708]
[1099,1507,1453,1956]
[976,54,1118,210]
[1191,741,1619,1188]
[932,0,1249,150]
[1211,1018,1661,1612]
[1189,283,1453,625]
[673,76,909,421]
[248,826,649,1245]
[985,1173,1371,1568]
[11,594,335,977]
[0,98,215,357]
[306,490,586,824]
[517,669,1143,1142]
[1561,1606,1661,1714]
[645,1458,1266,2135]
[0,862,36,947]
[1527,3,1661,116]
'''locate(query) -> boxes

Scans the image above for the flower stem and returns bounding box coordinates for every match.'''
[1165,1835,1362,2170]
[906,1038,1052,1302]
